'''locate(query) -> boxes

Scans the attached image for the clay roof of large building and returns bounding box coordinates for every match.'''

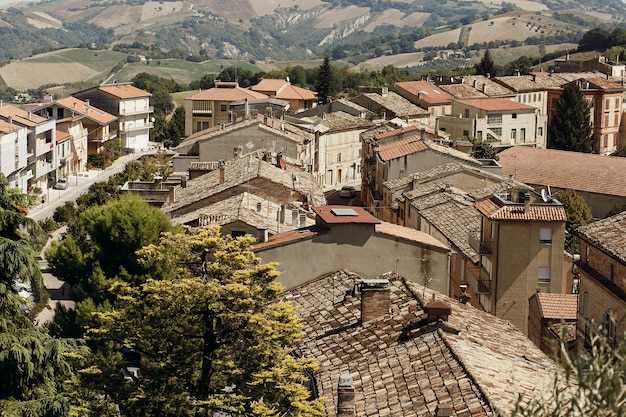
[475,194,567,222]
[576,211,626,264]
[55,96,117,125]
[499,146,626,198]
[394,81,453,105]
[163,154,326,214]
[377,136,429,161]
[461,75,514,97]
[252,79,317,100]
[456,98,534,112]
[439,83,488,99]
[98,83,151,99]
[294,111,374,133]
[578,77,625,91]
[186,82,268,102]
[55,130,71,143]
[0,119,18,134]
[355,91,429,117]
[288,270,558,417]
[494,74,564,91]
[0,103,47,127]
[533,293,578,320]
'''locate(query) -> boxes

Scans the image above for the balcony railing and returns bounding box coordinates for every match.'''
[468,232,494,255]
[35,141,54,157]
[119,106,154,116]
[120,122,154,133]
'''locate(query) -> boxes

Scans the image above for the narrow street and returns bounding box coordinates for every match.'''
[27,149,157,221]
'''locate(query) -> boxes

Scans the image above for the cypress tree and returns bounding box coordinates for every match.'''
[316,56,332,104]
[548,83,594,153]
[475,50,496,76]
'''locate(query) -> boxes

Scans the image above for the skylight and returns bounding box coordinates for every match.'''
[331,208,358,216]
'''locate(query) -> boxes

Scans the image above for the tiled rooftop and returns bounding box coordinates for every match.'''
[377,136,428,161]
[186,83,268,102]
[535,293,578,320]
[475,194,567,222]
[288,271,558,417]
[576,211,626,264]
[461,75,514,97]
[163,154,326,214]
[56,96,117,125]
[456,98,534,112]
[499,146,626,198]
[439,83,488,99]
[0,103,48,127]
[394,81,453,105]
[356,92,429,117]
[99,83,151,99]
[313,205,380,225]
[252,79,318,100]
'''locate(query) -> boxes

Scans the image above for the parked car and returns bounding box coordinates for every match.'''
[339,185,356,198]
[54,178,68,190]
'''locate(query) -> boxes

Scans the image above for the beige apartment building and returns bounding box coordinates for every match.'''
[392,81,453,121]
[184,82,268,136]
[576,212,626,350]
[474,189,567,333]
[438,98,540,149]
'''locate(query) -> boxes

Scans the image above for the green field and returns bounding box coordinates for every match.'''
[25,48,127,70]
[114,59,262,85]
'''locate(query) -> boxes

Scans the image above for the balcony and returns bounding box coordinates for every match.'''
[468,232,494,255]
[35,160,55,177]
[119,106,154,116]
[35,140,54,157]
[120,122,154,133]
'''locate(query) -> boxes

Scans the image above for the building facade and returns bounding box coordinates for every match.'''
[250,79,317,112]
[0,120,29,192]
[74,83,153,151]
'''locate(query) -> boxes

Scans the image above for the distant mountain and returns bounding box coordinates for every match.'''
[0,0,624,63]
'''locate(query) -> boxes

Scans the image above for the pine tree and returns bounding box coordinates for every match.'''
[548,83,594,153]
[557,189,592,253]
[316,56,332,104]
[475,50,497,76]
[86,227,324,417]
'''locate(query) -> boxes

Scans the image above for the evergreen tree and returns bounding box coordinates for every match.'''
[557,189,592,253]
[471,141,499,160]
[316,56,332,104]
[475,50,497,76]
[548,83,594,153]
[86,227,324,417]
[165,107,185,149]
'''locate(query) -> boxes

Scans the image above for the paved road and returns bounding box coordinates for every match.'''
[28,149,156,221]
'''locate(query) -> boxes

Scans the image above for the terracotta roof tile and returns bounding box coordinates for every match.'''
[576,211,626,264]
[355,91,428,117]
[57,96,117,125]
[456,98,534,112]
[253,228,319,251]
[56,130,71,142]
[535,293,578,320]
[394,81,452,105]
[377,136,428,161]
[252,78,289,92]
[583,77,625,91]
[0,103,47,127]
[187,85,267,101]
[99,84,151,99]
[499,147,626,198]
[287,271,559,417]
[475,197,567,222]
[313,205,380,225]
[374,124,420,140]
[439,83,487,99]
[0,120,18,134]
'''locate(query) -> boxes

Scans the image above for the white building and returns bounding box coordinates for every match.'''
[0,120,29,191]
[0,104,57,195]
[288,112,373,191]
[74,83,153,151]
[438,98,542,149]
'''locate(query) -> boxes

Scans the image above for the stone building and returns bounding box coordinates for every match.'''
[575,211,626,350]
[528,292,578,358]
[349,87,429,124]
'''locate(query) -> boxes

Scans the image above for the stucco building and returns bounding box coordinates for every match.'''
[74,83,153,151]
[349,87,429,124]
[0,120,29,192]
[250,78,317,113]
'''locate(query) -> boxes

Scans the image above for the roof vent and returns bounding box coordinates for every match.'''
[424,297,452,322]
[331,208,358,216]
[360,278,391,322]
[337,374,355,417]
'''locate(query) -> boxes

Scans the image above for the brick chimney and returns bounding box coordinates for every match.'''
[337,374,355,417]
[424,297,452,322]
[360,278,390,322]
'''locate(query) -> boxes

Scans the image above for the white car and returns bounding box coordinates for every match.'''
[54,178,68,190]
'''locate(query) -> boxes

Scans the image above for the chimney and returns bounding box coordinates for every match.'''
[85,99,90,108]
[337,374,355,417]
[481,83,487,94]
[218,161,225,184]
[360,278,390,322]
[424,296,452,322]
[524,192,531,211]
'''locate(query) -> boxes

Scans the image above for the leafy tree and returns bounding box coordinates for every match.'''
[316,56,333,104]
[557,189,592,253]
[513,330,626,417]
[86,227,323,417]
[578,27,612,52]
[165,107,185,148]
[53,201,78,225]
[217,66,263,88]
[548,83,594,153]
[475,49,497,76]
[471,141,499,160]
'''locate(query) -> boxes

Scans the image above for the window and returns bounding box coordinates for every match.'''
[539,227,552,244]
[487,113,502,124]
[326,170,333,185]
[220,104,228,112]
[603,134,608,147]
[463,130,469,137]
[337,169,342,183]
[538,127,543,136]
[520,128,526,142]
[615,97,621,108]
[511,113,517,119]
[464,109,470,118]
[538,267,551,284]
[490,127,502,136]
[511,129,517,140]
[476,131,483,140]
[337,153,342,163]
[256,202,262,212]
[604,113,610,127]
